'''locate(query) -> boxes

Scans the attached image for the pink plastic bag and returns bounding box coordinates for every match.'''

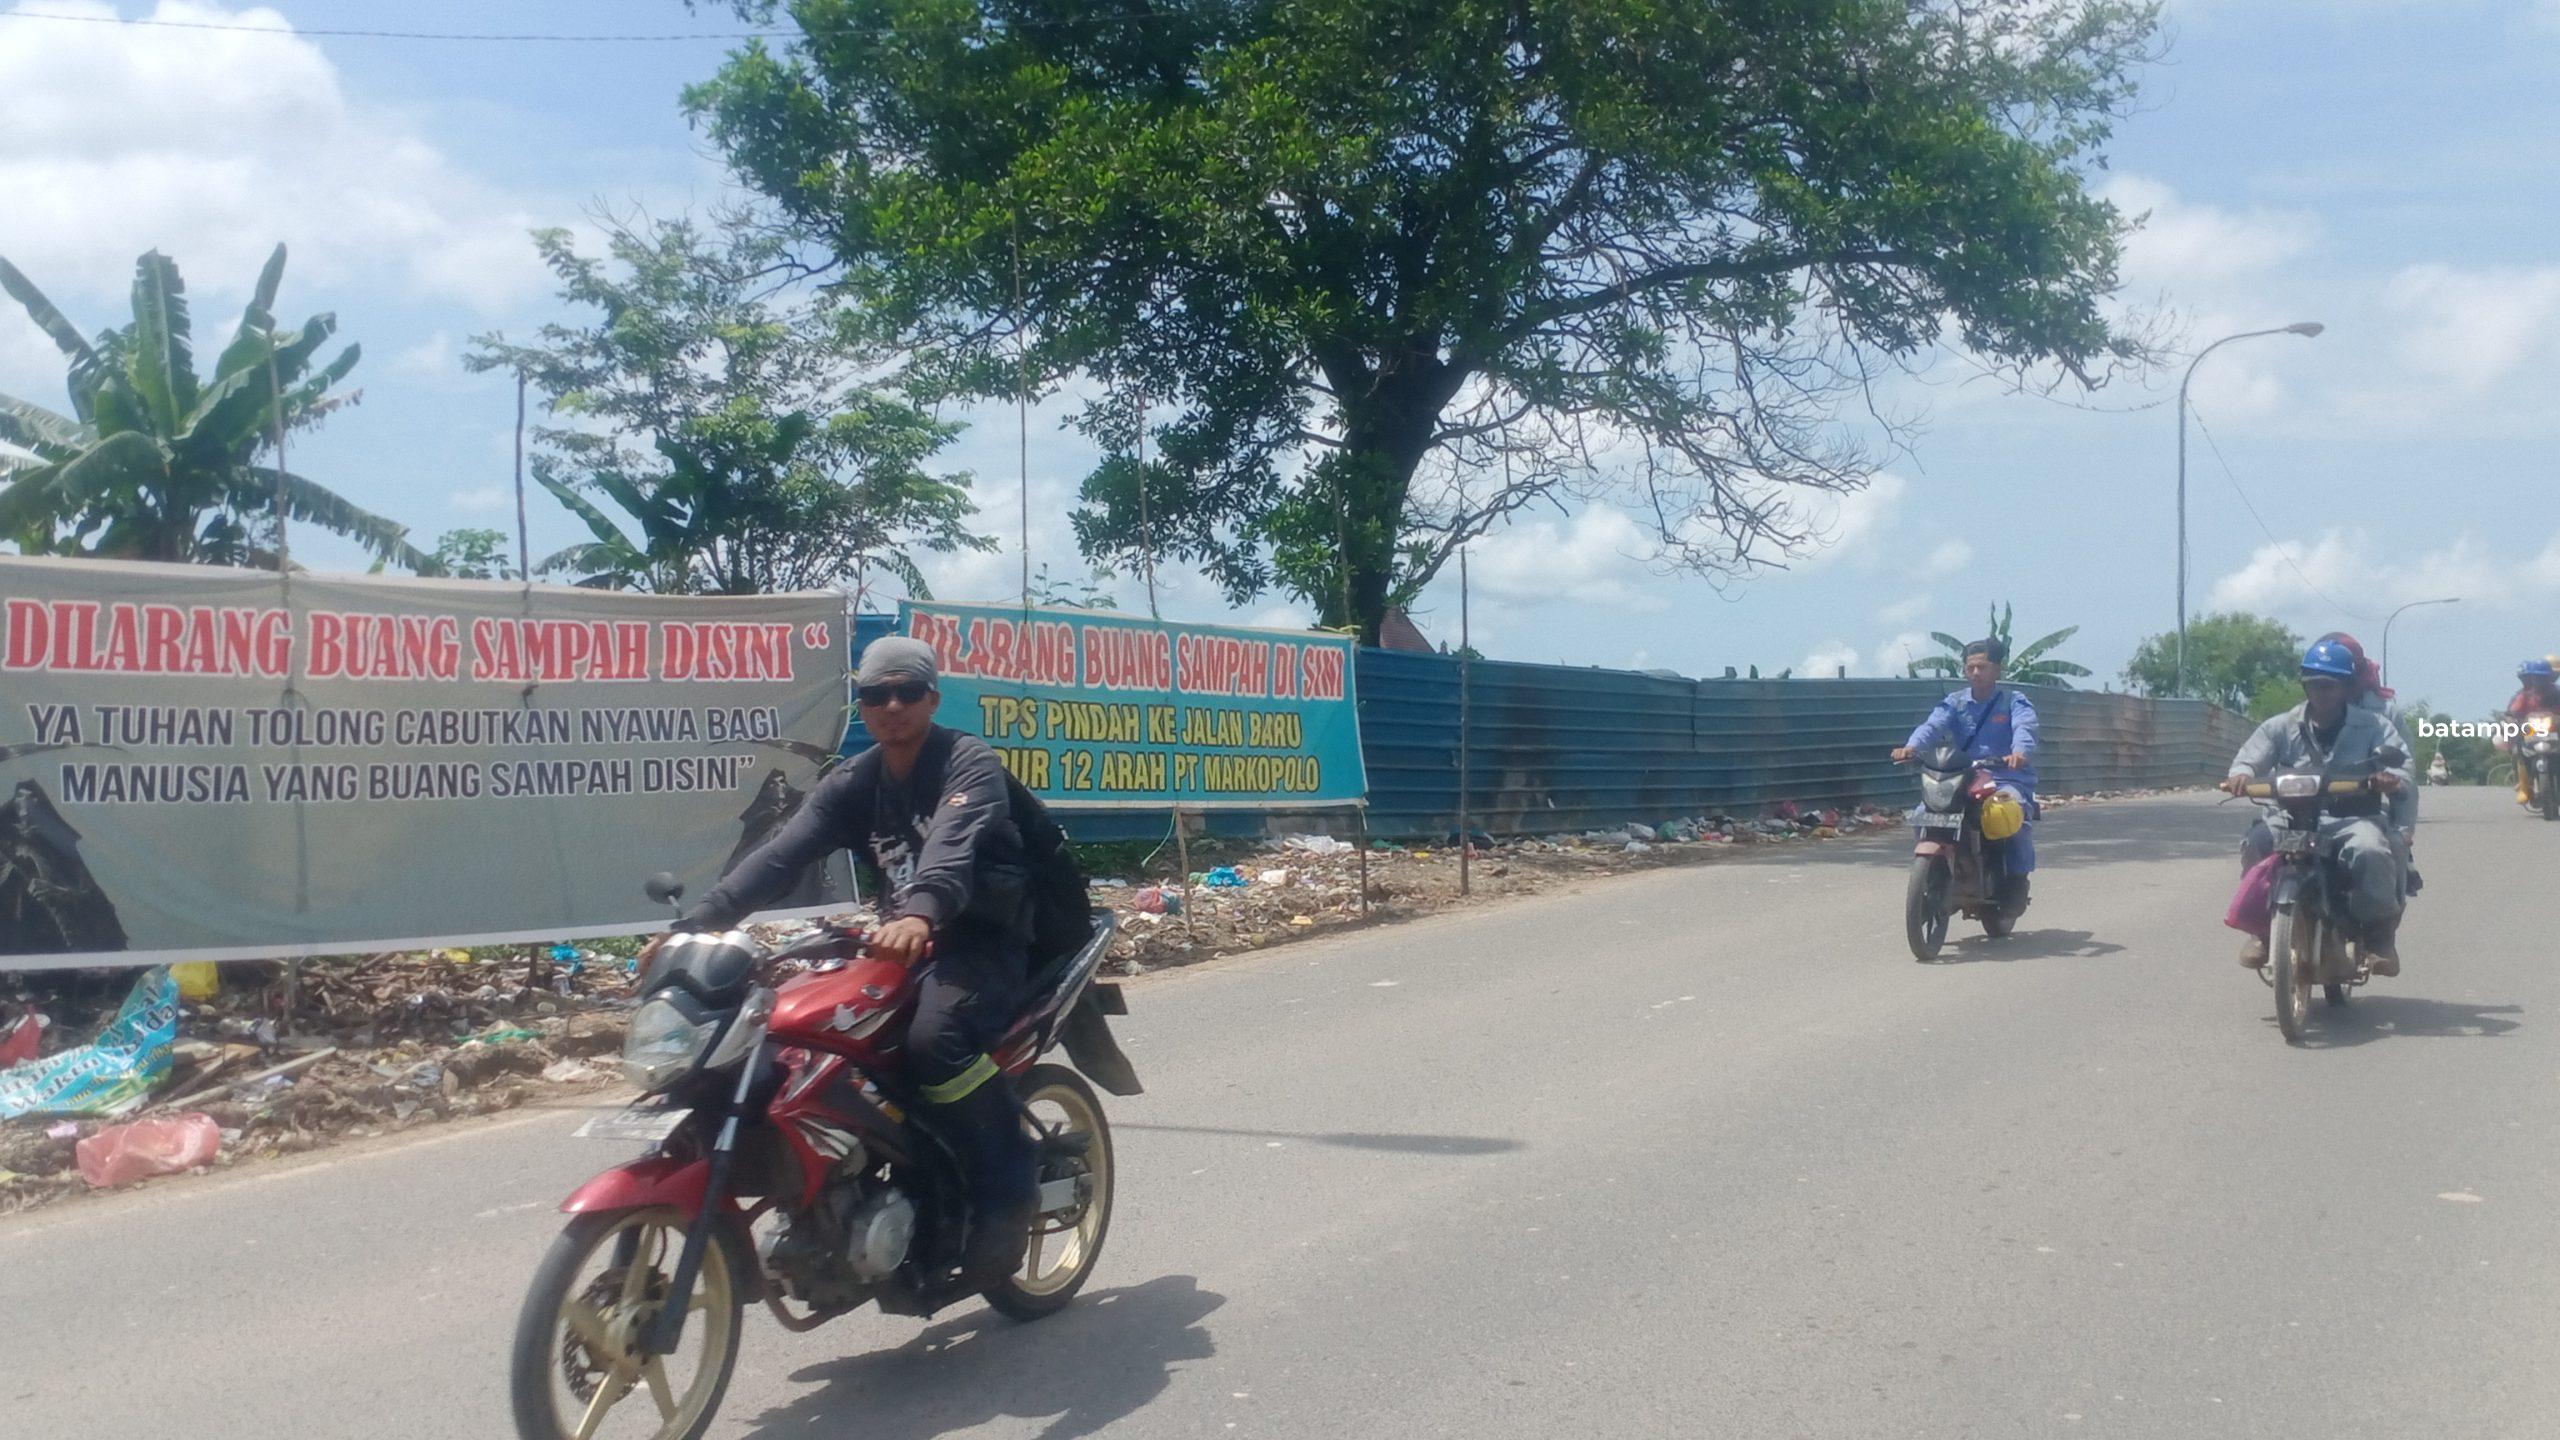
[2224,854,2280,940]
[75,1112,221,1189]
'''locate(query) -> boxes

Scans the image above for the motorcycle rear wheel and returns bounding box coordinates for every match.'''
[2540,773,2557,821]
[2272,907,2312,1046]
[1905,856,1951,963]
[987,1063,1116,1321]
[509,1206,745,1440]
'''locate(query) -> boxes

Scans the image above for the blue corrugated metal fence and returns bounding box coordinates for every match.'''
[843,622,2245,842]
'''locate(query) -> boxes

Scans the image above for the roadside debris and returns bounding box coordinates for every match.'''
[76,1112,220,1189]
[0,968,179,1122]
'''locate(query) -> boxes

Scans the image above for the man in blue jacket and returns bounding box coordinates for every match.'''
[1892,638,2040,915]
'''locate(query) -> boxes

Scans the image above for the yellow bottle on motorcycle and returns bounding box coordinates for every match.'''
[1979,792,2026,842]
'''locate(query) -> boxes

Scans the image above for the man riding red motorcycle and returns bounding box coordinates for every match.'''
[668,634,1062,1291]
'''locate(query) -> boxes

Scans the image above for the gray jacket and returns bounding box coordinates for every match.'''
[2229,703,2414,830]
[2358,692,2417,830]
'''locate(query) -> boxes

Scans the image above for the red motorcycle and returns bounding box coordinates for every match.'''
[508,878,1139,1440]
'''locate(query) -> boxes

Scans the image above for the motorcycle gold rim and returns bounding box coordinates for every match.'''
[2274,910,2311,1041]
[1014,1080,1112,1299]
[542,1208,737,1440]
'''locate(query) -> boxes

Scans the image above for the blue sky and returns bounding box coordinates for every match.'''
[4,1,2557,718]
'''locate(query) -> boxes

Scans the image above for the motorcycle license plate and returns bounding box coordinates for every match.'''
[1915,816,1961,832]
[575,1102,684,1144]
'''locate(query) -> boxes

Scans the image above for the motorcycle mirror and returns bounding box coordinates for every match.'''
[643,872,686,906]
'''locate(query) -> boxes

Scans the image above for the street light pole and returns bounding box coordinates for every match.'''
[2381,597,2459,689]
[2177,321,2325,697]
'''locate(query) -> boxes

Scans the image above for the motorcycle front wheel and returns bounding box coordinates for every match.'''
[2540,769,2557,821]
[988,1063,1116,1321]
[509,1206,746,1440]
[1905,855,1952,962]
[2271,906,2313,1046]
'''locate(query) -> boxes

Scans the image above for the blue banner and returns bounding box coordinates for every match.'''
[900,600,1367,810]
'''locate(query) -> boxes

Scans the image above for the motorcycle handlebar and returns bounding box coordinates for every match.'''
[2237,777,2380,800]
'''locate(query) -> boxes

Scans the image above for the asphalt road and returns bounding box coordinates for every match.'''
[7,787,2556,1440]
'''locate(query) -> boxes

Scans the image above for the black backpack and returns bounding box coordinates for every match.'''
[998,769,1099,967]
[843,735,1094,966]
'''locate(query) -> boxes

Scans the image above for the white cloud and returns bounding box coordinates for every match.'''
[1799,472,1908,566]
[0,2,552,314]
[1798,642,1860,677]
[391,332,469,385]
[2206,526,2560,622]
[1467,506,1668,610]
[1247,602,1316,632]
[1918,539,1973,581]
[2101,176,2320,292]
[2384,263,2560,392]
[1877,594,1932,626]
[449,486,509,514]
[1876,630,1938,677]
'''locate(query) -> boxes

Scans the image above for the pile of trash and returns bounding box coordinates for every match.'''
[0,942,647,1213]
[1095,803,1912,972]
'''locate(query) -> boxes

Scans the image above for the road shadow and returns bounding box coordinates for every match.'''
[1933,928,2129,964]
[1117,1123,1523,1156]
[2278,995,2524,1048]
[742,1274,1223,1440]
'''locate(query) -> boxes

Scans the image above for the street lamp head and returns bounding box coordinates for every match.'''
[2285,321,2325,337]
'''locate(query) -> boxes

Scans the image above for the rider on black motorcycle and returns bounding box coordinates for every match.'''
[2220,637,2413,975]
[1892,637,2038,916]
[666,634,1057,1290]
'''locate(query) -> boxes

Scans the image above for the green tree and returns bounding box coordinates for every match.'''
[2122,611,2302,711]
[1909,604,2090,687]
[429,527,520,580]
[0,247,425,569]
[467,214,988,596]
[691,0,2158,640]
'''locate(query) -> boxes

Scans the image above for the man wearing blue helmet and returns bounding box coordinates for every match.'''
[2219,637,2414,974]
[2501,659,2559,807]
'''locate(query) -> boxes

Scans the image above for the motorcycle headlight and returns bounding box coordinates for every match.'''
[2274,773,2321,798]
[623,995,715,1093]
[1920,773,1962,809]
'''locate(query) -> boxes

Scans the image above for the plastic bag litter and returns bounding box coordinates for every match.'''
[1282,835,1354,855]
[0,968,180,1121]
[2225,854,2279,939]
[76,1112,220,1189]
[0,1010,41,1070]
[1203,867,1248,888]
[1133,886,1183,915]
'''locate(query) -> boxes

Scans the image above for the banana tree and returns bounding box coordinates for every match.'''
[0,247,426,569]
[1910,603,2091,687]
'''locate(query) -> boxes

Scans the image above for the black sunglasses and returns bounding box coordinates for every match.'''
[857,680,935,708]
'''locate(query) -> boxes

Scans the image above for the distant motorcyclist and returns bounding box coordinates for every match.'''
[2501,658,2560,806]
[1892,637,2038,915]
[2220,638,2413,975]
